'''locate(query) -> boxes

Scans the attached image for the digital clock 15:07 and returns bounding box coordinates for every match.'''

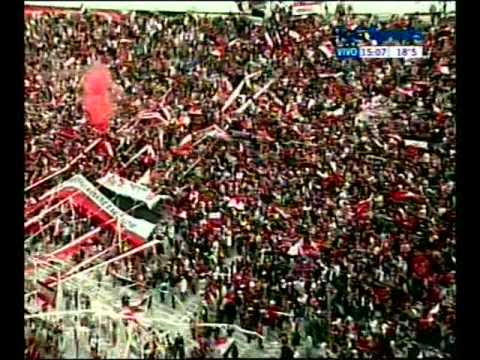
[359,46,423,59]
[336,46,423,59]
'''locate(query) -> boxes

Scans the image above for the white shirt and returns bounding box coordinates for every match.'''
[63,226,71,237]
[212,240,219,254]
[167,224,175,239]
[226,232,232,247]
[180,278,188,293]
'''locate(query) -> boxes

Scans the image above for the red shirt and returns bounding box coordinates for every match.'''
[266,305,279,325]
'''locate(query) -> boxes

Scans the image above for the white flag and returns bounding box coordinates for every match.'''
[439,65,450,75]
[138,111,168,124]
[209,212,222,219]
[319,41,334,59]
[404,139,428,150]
[429,303,440,316]
[179,134,193,147]
[137,169,151,186]
[265,31,274,48]
[97,173,160,209]
[288,240,303,256]
[222,79,245,113]
[210,126,231,141]
[227,197,245,211]
[288,30,301,42]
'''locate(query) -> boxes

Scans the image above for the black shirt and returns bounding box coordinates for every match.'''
[280,345,294,359]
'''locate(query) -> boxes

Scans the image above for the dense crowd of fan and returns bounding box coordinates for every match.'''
[25,5,455,359]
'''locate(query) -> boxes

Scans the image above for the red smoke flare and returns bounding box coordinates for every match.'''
[82,64,114,134]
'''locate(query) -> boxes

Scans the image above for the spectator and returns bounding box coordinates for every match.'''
[24,5,456,359]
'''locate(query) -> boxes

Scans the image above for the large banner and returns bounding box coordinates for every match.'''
[41,175,156,247]
[97,173,161,209]
[291,1,323,16]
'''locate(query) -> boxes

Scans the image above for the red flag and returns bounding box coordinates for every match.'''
[171,143,193,157]
[57,128,80,141]
[396,87,415,97]
[418,316,435,331]
[323,174,344,190]
[390,191,422,203]
[25,222,41,236]
[206,218,223,230]
[95,11,124,23]
[355,199,371,220]
[439,272,455,286]
[311,239,329,253]
[405,146,420,159]
[286,104,301,121]
[357,338,372,352]
[188,104,203,116]
[224,292,235,306]
[323,115,341,126]
[413,81,429,87]
[214,338,227,347]
[436,112,447,127]
[211,47,225,58]
[257,129,275,142]
[96,139,114,158]
[142,155,155,167]
[120,307,140,323]
[302,245,320,259]
[394,213,417,231]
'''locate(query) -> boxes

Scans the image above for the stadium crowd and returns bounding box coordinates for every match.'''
[25,4,455,359]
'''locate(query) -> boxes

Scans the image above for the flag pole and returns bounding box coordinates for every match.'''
[56,270,62,318]
[117,218,122,254]
[57,240,161,285]
[124,323,133,358]
[327,283,332,349]
[96,314,100,356]
[33,262,38,309]
[69,197,76,241]
[24,194,76,229]
[158,128,164,150]
[123,145,148,168]
[25,138,101,193]
[180,158,202,180]
[75,287,80,358]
